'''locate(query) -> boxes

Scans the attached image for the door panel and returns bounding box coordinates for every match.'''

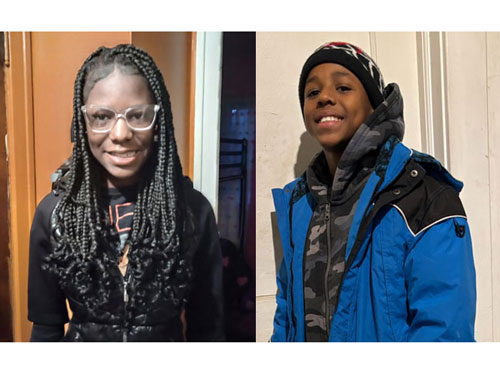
[133,32,195,178]
[0,32,13,342]
[31,32,132,204]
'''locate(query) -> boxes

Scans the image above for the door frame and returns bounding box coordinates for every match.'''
[4,31,36,342]
[193,32,223,215]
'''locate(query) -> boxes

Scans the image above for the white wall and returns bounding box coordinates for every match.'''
[445,32,500,342]
[256,32,498,342]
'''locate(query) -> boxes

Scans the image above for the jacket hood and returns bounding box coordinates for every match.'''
[307,83,405,203]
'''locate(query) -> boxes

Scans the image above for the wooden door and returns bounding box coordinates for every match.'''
[31,32,132,203]
[0,32,13,342]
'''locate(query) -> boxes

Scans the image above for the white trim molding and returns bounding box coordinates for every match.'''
[193,32,223,215]
[369,32,378,62]
[416,32,450,169]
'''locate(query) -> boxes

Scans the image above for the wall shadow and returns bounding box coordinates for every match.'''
[293,131,322,178]
[270,212,283,275]
[270,131,322,272]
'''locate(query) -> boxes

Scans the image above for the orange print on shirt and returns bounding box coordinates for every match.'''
[108,202,134,233]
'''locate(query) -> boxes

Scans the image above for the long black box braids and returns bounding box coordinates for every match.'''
[44,44,193,315]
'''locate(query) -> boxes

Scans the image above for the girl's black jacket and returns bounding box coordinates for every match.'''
[28,178,224,342]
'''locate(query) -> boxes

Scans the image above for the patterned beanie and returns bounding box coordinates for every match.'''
[298,41,385,114]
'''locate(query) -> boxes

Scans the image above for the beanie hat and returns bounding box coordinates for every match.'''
[298,41,385,114]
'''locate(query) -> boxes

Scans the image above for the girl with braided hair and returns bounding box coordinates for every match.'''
[27,44,224,342]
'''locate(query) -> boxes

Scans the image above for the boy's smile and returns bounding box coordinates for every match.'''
[303,63,373,155]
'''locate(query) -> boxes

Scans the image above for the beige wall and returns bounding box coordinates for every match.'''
[446,32,500,341]
[256,32,499,342]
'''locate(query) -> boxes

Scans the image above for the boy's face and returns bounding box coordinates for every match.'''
[303,63,374,153]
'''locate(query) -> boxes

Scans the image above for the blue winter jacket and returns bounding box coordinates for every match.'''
[271,139,476,342]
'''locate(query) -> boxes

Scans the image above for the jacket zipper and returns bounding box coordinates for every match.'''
[324,202,331,340]
[123,274,129,342]
[288,202,297,341]
[333,200,380,317]
[331,171,420,325]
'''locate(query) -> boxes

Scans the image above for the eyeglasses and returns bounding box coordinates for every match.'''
[81,104,160,133]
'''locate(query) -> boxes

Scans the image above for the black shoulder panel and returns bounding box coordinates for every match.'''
[393,171,466,236]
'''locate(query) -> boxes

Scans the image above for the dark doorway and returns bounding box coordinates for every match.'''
[217,32,255,342]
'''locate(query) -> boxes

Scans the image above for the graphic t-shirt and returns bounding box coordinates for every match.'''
[100,185,138,255]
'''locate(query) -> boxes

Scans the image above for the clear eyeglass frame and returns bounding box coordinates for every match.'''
[81,104,160,133]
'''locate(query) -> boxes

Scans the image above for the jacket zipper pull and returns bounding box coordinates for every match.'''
[123,279,129,303]
[123,277,129,342]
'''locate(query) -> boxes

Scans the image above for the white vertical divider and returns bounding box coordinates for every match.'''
[193,32,223,216]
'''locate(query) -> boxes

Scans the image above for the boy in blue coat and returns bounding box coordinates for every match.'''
[271,42,476,342]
